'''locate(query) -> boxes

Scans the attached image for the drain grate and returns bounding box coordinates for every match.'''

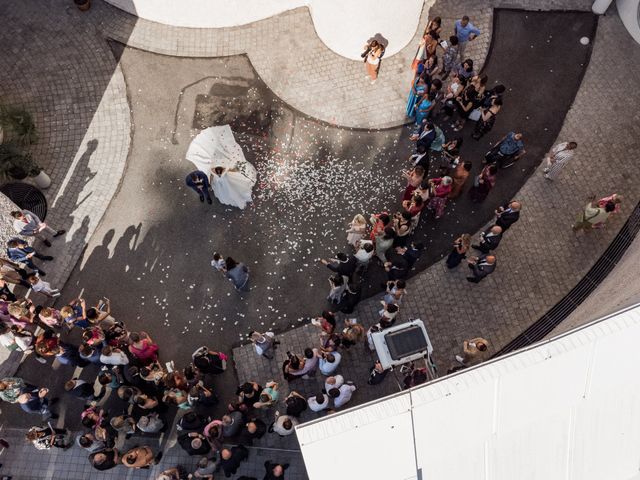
[0,182,48,221]
[494,201,640,356]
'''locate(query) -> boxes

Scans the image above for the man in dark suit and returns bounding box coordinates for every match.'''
[384,251,409,280]
[416,121,436,152]
[466,254,496,283]
[472,225,503,253]
[219,446,249,477]
[395,242,425,268]
[185,170,212,204]
[321,253,356,279]
[495,201,521,230]
[64,378,96,401]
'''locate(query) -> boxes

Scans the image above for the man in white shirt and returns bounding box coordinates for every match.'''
[100,346,130,366]
[355,240,374,267]
[272,412,299,436]
[319,352,341,376]
[10,209,65,247]
[307,392,329,412]
[324,374,344,393]
[329,383,356,409]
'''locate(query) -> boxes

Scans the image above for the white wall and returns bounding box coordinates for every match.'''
[617,0,640,44]
[297,305,640,480]
[103,0,425,59]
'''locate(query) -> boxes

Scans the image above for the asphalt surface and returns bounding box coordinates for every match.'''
[9,10,596,429]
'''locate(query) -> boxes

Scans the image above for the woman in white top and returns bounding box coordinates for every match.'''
[364,40,384,83]
[543,142,577,180]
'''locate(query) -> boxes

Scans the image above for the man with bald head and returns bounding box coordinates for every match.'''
[466,254,496,283]
[495,201,521,231]
[473,225,503,253]
[264,461,289,479]
[219,446,249,477]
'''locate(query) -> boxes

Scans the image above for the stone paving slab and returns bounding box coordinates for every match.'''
[0,0,132,374]
[231,4,640,458]
[0,426,307,479]
[92,0,592,129]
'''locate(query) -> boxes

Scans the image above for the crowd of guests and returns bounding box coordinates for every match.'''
[0,291,293,479]
[0,13,626,480]
[315,14,623,372]
[0,208,292,478]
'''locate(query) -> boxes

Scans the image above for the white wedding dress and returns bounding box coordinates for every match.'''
[211,163,257,209]
[185,125,257,210]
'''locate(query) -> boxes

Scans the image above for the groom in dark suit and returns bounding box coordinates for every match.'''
[185,171,212,204]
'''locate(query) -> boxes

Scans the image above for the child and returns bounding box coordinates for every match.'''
[38,307,62,328]
[27,274,60,298]
[346,214,367,248]
[60,299,89,329]
[211,252,226,273]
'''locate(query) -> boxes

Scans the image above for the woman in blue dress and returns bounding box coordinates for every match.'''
[406,64,427,118]
[414,92,432,127]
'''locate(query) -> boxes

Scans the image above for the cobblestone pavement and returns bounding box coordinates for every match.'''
[1,1,639,480]
[91,0,492,129]
[0,0,131,375]
[90,0,593,129]
[231,5,640,473]
[0,426,307,479]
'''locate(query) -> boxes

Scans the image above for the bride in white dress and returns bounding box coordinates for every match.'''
[185,125,257,210]
[210,162,257,210]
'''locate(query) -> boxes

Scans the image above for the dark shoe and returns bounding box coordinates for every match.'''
[43,239,52,247]
[154,452,163,464]
[49,413,59,420]
[37,270,46,276]
[53,230,66,237]
[199,194,204,203]
[471,244,481,250]
[207,197,212,205]
[42,256,54,261]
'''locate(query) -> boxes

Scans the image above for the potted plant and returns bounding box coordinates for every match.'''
[0,144,51,188]
[74,0,91,11]
[0,106,38,146]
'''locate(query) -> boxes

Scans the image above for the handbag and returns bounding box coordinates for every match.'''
[468,108,481,122]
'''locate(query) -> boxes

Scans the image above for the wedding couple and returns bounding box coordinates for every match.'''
[186,164,256,209]
[185,125,257,210]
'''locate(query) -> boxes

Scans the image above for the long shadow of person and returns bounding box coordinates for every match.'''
[44,139,99,287]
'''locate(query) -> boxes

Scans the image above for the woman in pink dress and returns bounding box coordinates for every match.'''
[128,332,159,365]
[427,176,453,219]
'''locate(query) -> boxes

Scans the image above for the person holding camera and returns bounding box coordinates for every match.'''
[446,233,471,269]
[455,337,489,366]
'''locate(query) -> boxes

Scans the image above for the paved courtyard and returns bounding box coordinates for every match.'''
[0,0,639,479]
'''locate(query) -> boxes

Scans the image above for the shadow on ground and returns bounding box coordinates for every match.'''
[9,10,597,435]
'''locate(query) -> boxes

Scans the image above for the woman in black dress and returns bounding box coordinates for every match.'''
[473,97,502,140]
[452,83,477,131]
[446,234,471,268]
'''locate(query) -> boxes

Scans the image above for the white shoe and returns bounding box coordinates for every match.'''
[35,356,47,364]
[455,355,465,364]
